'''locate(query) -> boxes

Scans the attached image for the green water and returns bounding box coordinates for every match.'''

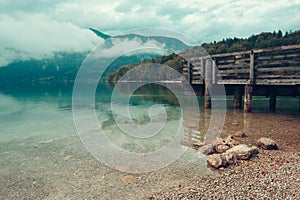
[0,83,299,199]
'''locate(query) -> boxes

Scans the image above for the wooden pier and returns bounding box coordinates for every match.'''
[183,44,300,112]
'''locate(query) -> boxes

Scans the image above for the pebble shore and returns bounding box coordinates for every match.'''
[150,150,300,199]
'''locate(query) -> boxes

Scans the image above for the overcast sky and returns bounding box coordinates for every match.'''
[0,0,299,66]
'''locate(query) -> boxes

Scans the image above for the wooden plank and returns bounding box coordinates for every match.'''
[255,50,300,58]
[213,51,249,58]
[192,44,300,61]
[192,75,202,80]
[256,53,300,61]
[217,79,248,84]
[191,62,202,67]
[256,74,300,79]
[252,44,300,54]
[218,68,250,74]
[256,66,300,72]
[256,60,300,67]
[216,57,251,65]
[217,64,249,70]
[191,80,203,84]
[255,79,300,85]
[216,59,236,64]
[191,71,201,75]
[217,79,300,85]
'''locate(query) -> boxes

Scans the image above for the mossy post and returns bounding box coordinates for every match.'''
[244,85,252,112]
[204,59,212,109]
[233,86,243,109]
[244,50,255,112]
[269,87,277,112]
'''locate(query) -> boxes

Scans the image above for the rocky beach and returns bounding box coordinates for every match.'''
[150,130,300,200]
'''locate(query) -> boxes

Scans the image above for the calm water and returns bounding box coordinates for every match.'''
[0,83,299,199]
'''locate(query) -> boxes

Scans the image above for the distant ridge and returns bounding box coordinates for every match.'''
[89,28,111,39]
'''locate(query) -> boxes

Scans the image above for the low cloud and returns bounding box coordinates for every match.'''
[0,0,299,66]
[0,14,102,67]
[96,37,167,58]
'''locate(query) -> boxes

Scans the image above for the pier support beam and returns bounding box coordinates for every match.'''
[299,96,300,113]
[233,86,243,109]
[204,59,212,109]
[244,85,252,112]
[269,88,277,112]
[204,86,211,109]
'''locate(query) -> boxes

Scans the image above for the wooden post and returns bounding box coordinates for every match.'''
[204,59,212,109]
[249,50,255,84]
[233,86,243,109]
[200,58,205,84]
[212,58,217,84]
[269,87,277,112]
[244,85,252,112]
[187,61,191,84]
[299,95,300,113]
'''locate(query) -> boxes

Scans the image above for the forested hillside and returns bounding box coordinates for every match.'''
[201,30,300,55]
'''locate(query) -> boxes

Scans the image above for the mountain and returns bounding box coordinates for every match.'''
[89,28,111,39]
[0,28,191,85]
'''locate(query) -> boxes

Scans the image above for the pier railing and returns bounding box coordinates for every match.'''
[184,44,300,85]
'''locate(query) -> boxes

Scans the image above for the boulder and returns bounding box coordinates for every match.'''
[222,152,236,165]
[256,137,278,150]
[215,144,230,153]
[224,135,240,148]
[198,144,215,155]
[226,144,259,160]
[207,154,227,168]
[233,131,247,138]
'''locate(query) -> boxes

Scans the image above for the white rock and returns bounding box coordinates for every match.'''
[215,144,230,153]
[226,144,258,160]
[256,137,278,150]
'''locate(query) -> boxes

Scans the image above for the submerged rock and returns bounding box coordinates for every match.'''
[256,137,278,150]
[226,144,258,160]
[224,135,240,148]
[198,144,215,155]
[222,152,237,165]
[207,152,237,168]
[207,154,227,168]
[215,143,230,153]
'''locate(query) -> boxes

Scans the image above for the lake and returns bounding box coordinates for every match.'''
[0,83,299,199]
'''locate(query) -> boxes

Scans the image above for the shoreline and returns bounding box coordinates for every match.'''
[150,150,300,199]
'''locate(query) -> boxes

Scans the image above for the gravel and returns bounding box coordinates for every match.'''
[149,150,300,199]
